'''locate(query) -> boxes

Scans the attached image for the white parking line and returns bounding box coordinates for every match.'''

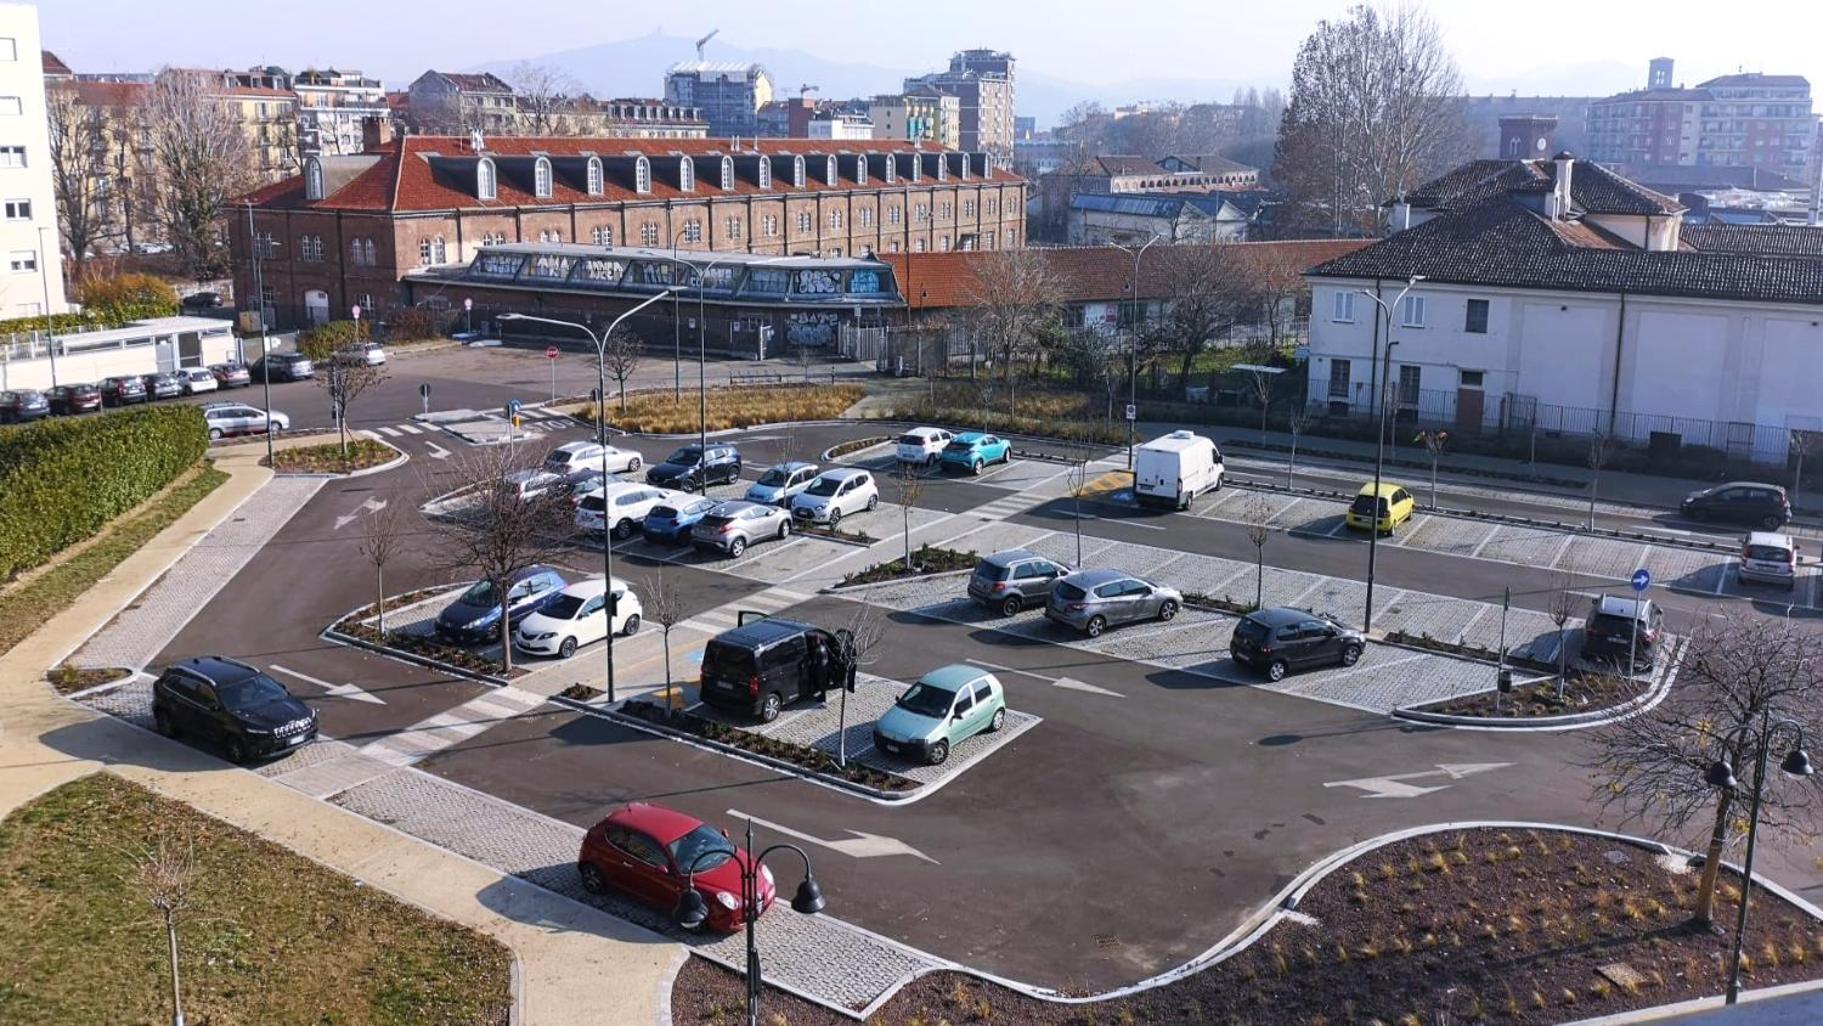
[396,423,423,434]
[377,426,403,437]
[1325,518,1350,538]
[1468,523,1504,559]
[1079,513,1167,531]
[1391,514,1430,546]
[1548,533,1577,570]
[1714,559,1734,596]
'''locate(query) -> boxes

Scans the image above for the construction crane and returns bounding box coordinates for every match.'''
[798,84,819,98]
[694,29,718,61]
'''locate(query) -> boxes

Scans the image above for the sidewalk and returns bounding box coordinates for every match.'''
[0,444,682,1026]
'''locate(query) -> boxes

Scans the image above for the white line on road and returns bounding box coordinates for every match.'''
[334,497,387,531]
[269,664,386,705]
[1079,513,1167,531]
[1323,762,1512,799]
[962,657,1125,697]
[1714,559,1735,596]
[1468,523,1504,559]
[727,809,939,863]
[378,426,403,437]
[425,441,451,460]
[396,423,423,434]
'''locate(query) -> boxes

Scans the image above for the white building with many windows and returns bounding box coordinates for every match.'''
[1304,155,1823,463]
[0,3,63,317]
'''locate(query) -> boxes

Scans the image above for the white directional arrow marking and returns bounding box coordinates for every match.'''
[334,497,388,531]
[727,810,938,863]
[425,441,451,460]
[965,658,1124,698]
[269,664,386,705]
[1322,762,1511,799]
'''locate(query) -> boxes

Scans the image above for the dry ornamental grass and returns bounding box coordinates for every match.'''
[581,385,863,434]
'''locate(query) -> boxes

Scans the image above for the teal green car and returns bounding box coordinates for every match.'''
[872,664,1008,766]
[938,432,1012,475]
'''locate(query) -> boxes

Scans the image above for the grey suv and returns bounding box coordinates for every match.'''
[968,549,1072,616]
[1044,568,1182,637]
[1229,607,1366,682]
[691,500,791,558]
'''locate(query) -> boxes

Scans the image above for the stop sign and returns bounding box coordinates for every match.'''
[545,345,559,360]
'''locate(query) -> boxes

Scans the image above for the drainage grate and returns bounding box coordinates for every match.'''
[1598,962,1647,990]
[1095,934,1121,949]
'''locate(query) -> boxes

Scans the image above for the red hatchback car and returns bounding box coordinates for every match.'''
[577,803,774,931]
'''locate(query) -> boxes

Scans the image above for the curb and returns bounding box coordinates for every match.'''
[320,625,512,687]
[821,436,892,462]
[273,437,410,480]
[826,568,974,593]
[1391,635,1685,732]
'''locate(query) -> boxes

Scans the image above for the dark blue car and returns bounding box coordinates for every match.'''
[435,565,565,643]
[643,496,720,544]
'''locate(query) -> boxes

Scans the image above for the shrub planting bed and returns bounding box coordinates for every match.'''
[827,435,891,459]
[674,827,1823,1024]
[841,545,979,586]
[267,438,397,474]
[1419,673,1651,720]
[331,618,518,679]
[892,386,1129,447]
[43,665,131,695]
[581,384,863,434]
[0,774,512,1026]
[1382,629,1557,673]
[619,699,915,792]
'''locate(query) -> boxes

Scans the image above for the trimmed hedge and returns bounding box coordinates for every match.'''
[0,405,207,581]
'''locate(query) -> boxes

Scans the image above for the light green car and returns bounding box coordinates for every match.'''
[871,664,1008,766]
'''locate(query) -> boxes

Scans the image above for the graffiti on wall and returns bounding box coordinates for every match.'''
[786,311,841,348]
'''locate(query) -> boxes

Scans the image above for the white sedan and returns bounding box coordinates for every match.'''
[576,482,685,539]
[514,578,641,658]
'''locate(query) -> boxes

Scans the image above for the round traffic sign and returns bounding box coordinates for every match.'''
[1631,568,1652,592]
[351,304,362,319]
[545,345,559,360]
[464,297,473,311]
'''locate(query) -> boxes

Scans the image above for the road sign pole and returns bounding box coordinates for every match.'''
[1628,568,1652,679]
[419,381,431,416]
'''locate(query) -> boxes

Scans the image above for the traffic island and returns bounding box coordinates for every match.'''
[264,437,403,475]
[323,586,522,685]
[671,825,1823,1025]
[838,545,980,587]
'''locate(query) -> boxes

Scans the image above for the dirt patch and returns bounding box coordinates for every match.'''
[266,438,397,474]
[841,545,979,587]
[44,665,131,695]
[671,827,1823,1024]
[619,699,916,793]
[1421,674,1651,720]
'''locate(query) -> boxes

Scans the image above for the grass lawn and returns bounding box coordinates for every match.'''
[0,464,228,658]
[268,438,397,474]
[581,384,863,434]
[0,774,512,1026]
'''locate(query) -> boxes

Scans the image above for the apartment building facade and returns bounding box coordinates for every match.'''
[870,92,960,149]
[0,3,64,316]
[1587,59,1817,181]
[663,62,772,138]
[904,50,1016,163]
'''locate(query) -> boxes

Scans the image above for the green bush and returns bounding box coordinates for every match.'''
[73,274,179,323]
[382,306,439,342]
[296,319,365,360]
[0,405,207,581]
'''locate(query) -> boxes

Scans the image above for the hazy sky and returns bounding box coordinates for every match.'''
[36,0,1823,94]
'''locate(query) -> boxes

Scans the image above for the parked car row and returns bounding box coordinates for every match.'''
[0,361,259,425]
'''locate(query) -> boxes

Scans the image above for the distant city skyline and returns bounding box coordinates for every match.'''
[37,0,1823,103]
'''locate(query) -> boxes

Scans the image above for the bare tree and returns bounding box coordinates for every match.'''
[300,326,388,460]
[147,69,255,278]
[645,568,687,709]
[1244,496,1271,609]
[963,248,1064,416]
[892,458,925,571]
[421,445,576,672]
[129,827,200,1026]
[107,99,159,255]
[1545,571,1578,700]
[1066,438,1096,568]
[1273,5,1472,236]
[1587,431,1616,530]
[1239,243,1313,347]
[834,599,888,767]
[507,61,582,135]
[1590,617,1823,927]
[1245,366,1277,443]
[601,326,643,414]
[1152,244,1242,390]
[1286,402,1314,489]
[1416,429,1449,509]
[357,496,406,635]
[46,84,116,274]
[1791,430,1820,514]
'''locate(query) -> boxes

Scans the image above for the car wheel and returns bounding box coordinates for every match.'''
[1158,599,1179,622]
[866,494,878,512]
[627,457,641,472]
[926,453,937,467]
[1762,515,1784,530]
[988,707,1006,733]
[971,459,984,475]
[1686,508,1706,522]
[1267,659,1289,683]
[223,737,249,765]
[1340,644,1363,667]
[579,863,607,895]
[153,707,176,737]
[926,739,950,766]
[728,537,747,558]
[622,614,640,637]
[558,637,577,659]
[613,518,635,541]
[208,427,223,440]
[759,691,782,722]
[828,508,843,528]
[1000,595,1023,617]
[776,521,790,540]
[1085,615,1107,637]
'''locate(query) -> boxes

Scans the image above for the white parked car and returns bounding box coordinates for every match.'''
[544,440,643,479]
[200,402,289,440]
[513,578,641,659]
[745,461,819,505]
[503,469,565,501]
[896,427,953,465]
[576,483,683,539]
[178,367,219,395]
[790,468,879,526]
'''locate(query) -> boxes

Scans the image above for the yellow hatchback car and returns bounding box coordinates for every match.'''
[1345,482,1416,534]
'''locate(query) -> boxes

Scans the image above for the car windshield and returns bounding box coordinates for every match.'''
[1746,544,1792,562]
[974,562,1011,582]
[697,514,733,529]
[1234,618,1271,642]
[944,440,972,452]
[542,594,587,619]
[1350,494,1389,515]
[666,448,704,466]
[668,824,736,873]
[578,495,605,512]
[684,499,717,515]
[546,449,574,465]
[758,468,792,486]
[701,643,754,678]
[460,580,499,606]
[1589,613,1639,635]
[896,682,956,717]
[218,673,292,713]
[805,477,842,497]
[898,434,929,446]
[650,505,681,519]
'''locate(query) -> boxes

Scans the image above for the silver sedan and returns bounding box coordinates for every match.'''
[1044,567,1183,637]
[690,500,792,558]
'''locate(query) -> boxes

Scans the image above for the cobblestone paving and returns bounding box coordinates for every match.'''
[1475,524,1570,567]
[80,676,154,729]
[1557,535,1650,578]
[1400,515,1499,556]
[72,477,324,670]
[331,767,937,1011]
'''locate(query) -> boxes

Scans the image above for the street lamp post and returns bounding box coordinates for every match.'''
[1351,275,1425,633]
[245,201,274,468]
[650,251,795,452]
[498,289,678,704]
[1703,718,1813,1005]
[673,819,826,1026]
[36,225,59,387]
[1109,234,1161,470]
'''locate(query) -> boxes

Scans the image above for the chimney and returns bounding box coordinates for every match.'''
[1552,151,1575,220]
[361,115,394,152]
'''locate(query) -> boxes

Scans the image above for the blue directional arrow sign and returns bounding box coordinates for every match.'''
[506,398,522,417]
[1631,568,1652,593]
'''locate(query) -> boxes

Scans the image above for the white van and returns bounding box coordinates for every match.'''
[1133,431,1224,510]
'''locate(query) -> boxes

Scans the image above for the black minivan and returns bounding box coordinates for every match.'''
[699,615,854,722]
[152,656,318,763]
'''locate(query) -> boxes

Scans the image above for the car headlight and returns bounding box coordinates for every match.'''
[467,615,495,629]
[714,891,740,911]
[761,865,774,886]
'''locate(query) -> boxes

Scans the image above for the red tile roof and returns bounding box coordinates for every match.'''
[885,240,1370,309]
[52,80,151,107]
[41,50,72,77]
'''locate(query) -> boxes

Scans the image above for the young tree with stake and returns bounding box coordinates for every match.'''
[1587,432,1615,530]
[893,458,925,571]
[299,322,386,462]
[600,324,643,415]
[1286,402,1314,489]
[1545,571,1577,700]
[1415,429,1449,509]
[130,828,199,1026]
[645,568,686,709]
[1245,496,1271,610]
[356,495,406,636]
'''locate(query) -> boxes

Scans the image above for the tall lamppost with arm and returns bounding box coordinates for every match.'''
[1109,234,1161,469]
[245,201,275,468]
[36,225,60,388]
[1702,718,1813,1005]
[674,818,826,1026]
[498,287,678,704]
[1350,274,1424,632]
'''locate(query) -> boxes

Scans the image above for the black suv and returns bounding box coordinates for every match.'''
[151,656,318,763]
[646,444,741,492]
[1680,482,1790,530]
[1229,607,1367,682]
[699,615,855,722]
[1581,595,1663,672]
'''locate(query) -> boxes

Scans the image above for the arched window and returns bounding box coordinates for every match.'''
[350,237,364,265]
[679,159,694,192]
[884,158,896,184]
[792,156,805,188]
[757,159,771,189]
[825,156,837,184]
[364,239,376,265]
[720,156,735,191]
[855,160,867,186]
[533,157,552,198]
[936,156,948,181]
[585,157,603,196]
[304,158,324,201]
[634,156,651,194]
[432,236,446,263]
[476,158,497,200]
